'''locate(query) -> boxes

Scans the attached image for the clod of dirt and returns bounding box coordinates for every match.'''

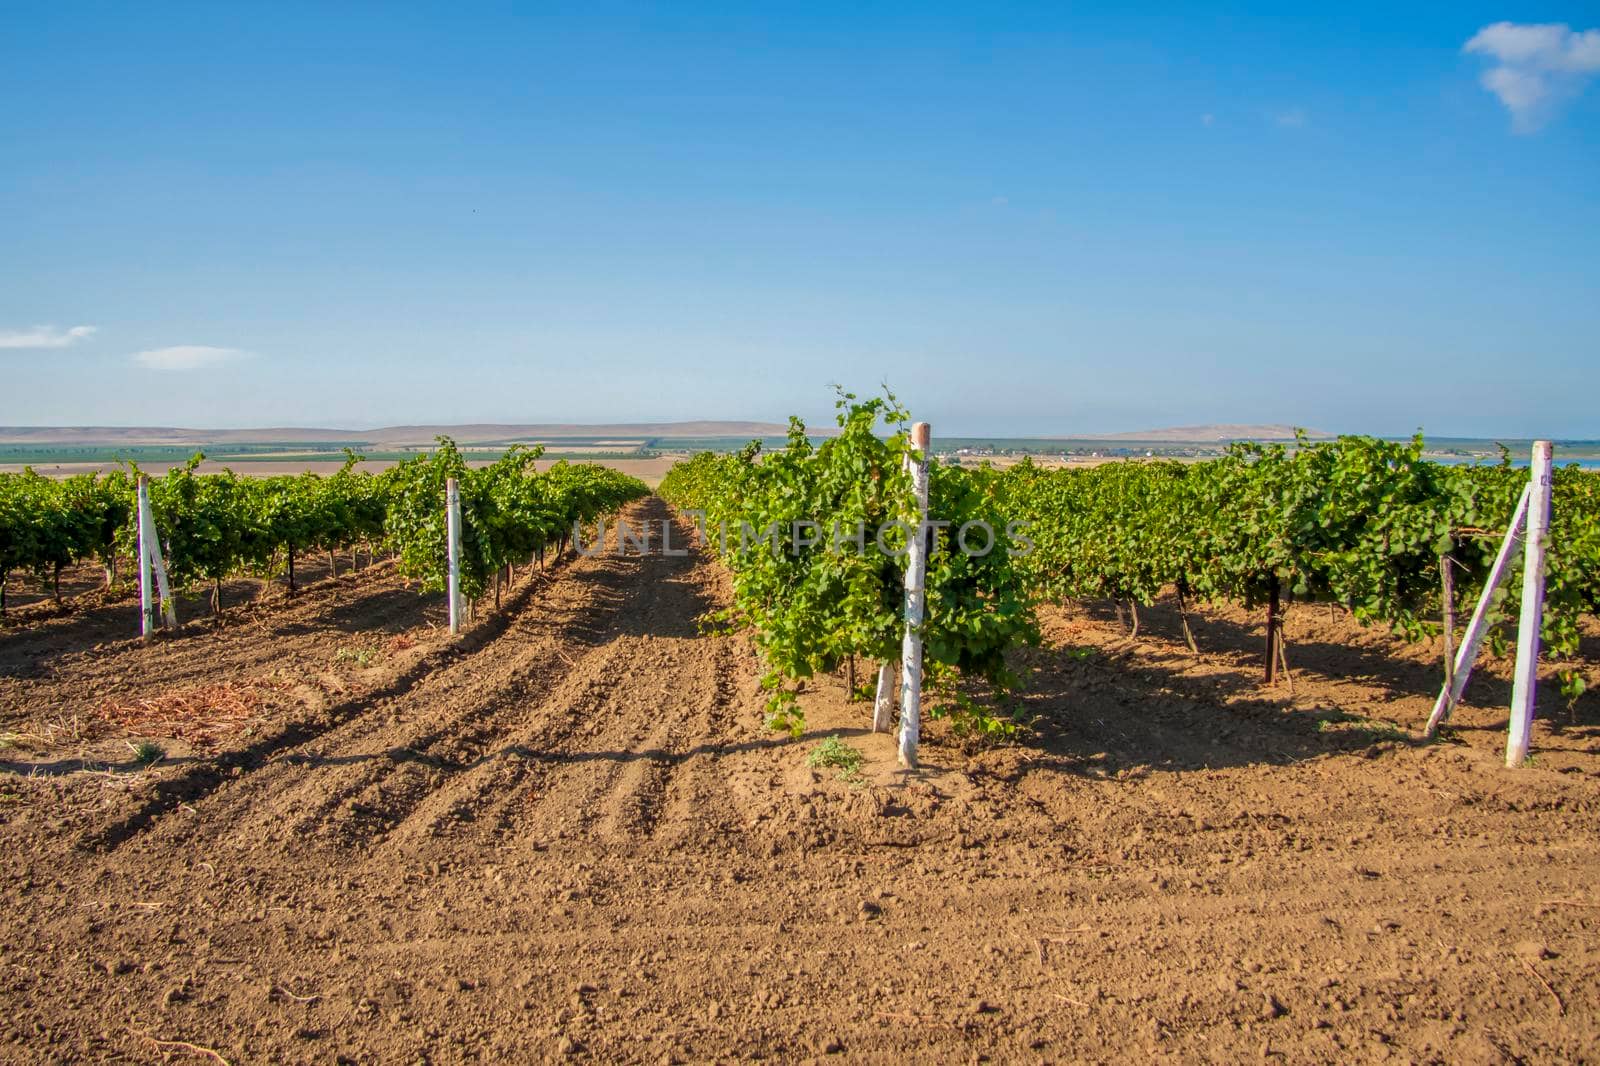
[1261,994,1287,1020]
[1514,940,1553,961]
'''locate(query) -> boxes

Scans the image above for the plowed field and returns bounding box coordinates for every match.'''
[2,498,1597,1063]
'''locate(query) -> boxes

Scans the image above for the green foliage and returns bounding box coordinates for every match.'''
[126,739,164,766]
[661,390,1039,735]
[0,468,131,609]
[381,438,648,599]
[806,734,865,781]
[1000,437,1599,671]
[334,644,380,667]
[2,442,645,619]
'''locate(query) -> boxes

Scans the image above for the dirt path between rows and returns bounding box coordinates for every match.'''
[2,497,1597,1063]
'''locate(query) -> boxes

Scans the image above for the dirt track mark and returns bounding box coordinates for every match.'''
[79,535,619,853]
[372,511,766,858]
[198,562,637,854]
[92,500,733,866]
[0,559,421,684]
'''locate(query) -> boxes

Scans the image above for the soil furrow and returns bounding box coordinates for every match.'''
[4,495,1598,1064]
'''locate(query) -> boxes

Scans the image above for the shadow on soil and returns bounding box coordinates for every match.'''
[0,558,400,674]
[76,500,715,851]
[1007,593,1597,782]
[74,572,555,852]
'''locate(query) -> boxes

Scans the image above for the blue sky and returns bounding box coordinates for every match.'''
[2,3,1597,437]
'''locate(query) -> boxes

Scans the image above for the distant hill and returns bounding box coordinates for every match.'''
[1065,424,1334,443]
[0,421,793,446]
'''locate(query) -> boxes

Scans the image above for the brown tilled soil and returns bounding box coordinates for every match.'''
[1,497,1597,1064]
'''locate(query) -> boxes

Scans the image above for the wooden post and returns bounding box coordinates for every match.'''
[872,662,895,732]
[446,478,462,634]
[1423,483,1530,737]
[897,422,931,768]
[1507,441,1554,768]
[137,477,156,638]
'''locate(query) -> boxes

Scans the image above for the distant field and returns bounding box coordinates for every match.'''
[4,434,1596,477]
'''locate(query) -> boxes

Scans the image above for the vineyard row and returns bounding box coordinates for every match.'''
[0,440,649,621]
[660,395,1600,741]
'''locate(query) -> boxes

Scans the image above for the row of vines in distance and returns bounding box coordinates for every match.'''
[0,440,648,619]
[998,437,1599,700]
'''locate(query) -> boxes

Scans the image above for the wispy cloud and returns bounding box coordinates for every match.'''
[132,345,249,371]
[0,324,97,349]
[1464,21,1600,132]
[1201,113,1215,127]
[1273,108,1307,128]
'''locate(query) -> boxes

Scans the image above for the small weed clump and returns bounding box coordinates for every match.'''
[1317,710,1406,741]
[808,735,865,783]
[335,645,380,667]
[127,739,165,766]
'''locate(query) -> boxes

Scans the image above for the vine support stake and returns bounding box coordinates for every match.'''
[1423,483,1530,737]
[897,422,931,768]
[446,477,463,634]
[1507,440,1553,768]
[137,477,156,639]
[136,475,178,635]
[872,662,895,732]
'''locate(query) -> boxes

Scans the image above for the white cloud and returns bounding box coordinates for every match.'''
[132,345,249,371]
[1274,108,1307,128]
[0,324,97,349]
[1464,21,1600,131]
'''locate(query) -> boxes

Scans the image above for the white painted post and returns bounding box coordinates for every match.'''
[136,477,156,639]
[446,477,462,634]
[872,662,895,732]
[136,475,178,633]
[150,536,177,631]
[1422,484,1530,737]
[1507,441,1553,768]
[897,422,931,768]
[138,481,178,630]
